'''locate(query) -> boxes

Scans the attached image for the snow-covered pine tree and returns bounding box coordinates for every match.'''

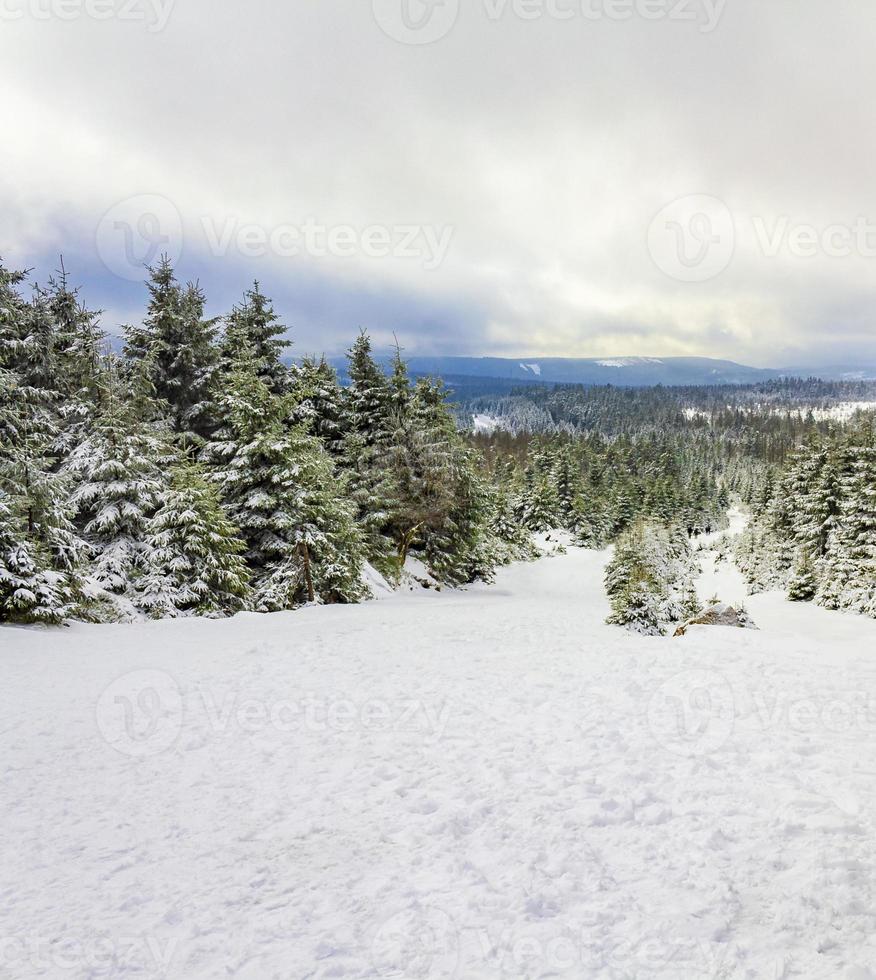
[604,524,667,636]
[137,465,251,619]
[795,439,844,564]
[661,524,702,623]
[343,332,391,443]
[407,377,496,584]
[39,261,104,400]
[0,382,85,623]
[604,520,699,635]
[489,474,537,562]
[221,282,290,395]
[387,343,411,415]
[0,260,62,452]
[206,351,367,610]
[288,355,346,454]
[816,438,876,614]
[65,358,168,597]
[339,332,395,568]
[0,263,86,621]
[571,492,611,548]
[787,548,817,602]
[383,399,453,568]
[516,450,561,533]
[553,446,581,527]
[0,488,80,625]
[35,261,106,455]
[124,258,220,440]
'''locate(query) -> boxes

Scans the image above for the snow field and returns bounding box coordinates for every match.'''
[3,539,876,978]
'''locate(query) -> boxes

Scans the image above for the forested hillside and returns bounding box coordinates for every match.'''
[0,258,531,624]
[3,257,875,627]
[469,382,876,623]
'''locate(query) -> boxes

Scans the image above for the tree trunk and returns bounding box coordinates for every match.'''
[397,522,424,567]
[299,542,316,603]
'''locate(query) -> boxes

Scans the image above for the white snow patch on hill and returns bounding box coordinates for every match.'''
[3,543,876,978]
[684,402,876,424]
[807,401,876,421]
[596,357,665,368]
[472,413,506,434]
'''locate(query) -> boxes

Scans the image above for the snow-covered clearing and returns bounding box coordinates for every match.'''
[684,402,876,423]
[471,414,506,435]
[4,536,876,978]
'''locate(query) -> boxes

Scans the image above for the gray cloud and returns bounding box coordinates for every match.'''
[1,0,875,365]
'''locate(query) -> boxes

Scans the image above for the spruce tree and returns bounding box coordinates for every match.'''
[36,262,106,454]
[517,465,560,532]
[408,377,495,584]
[65,359,168,595]
[206,352,366,610]
[221,282,290,394]
[605,520,699,635]
[787,548,817,602]
[817,440,876,613]
[288,355,346,454]
[137,465,251,618]
[0,489,80,625]
[124,258,220,439]
[339,331,395,567]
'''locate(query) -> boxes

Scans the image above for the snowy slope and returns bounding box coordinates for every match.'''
[3,546,876,978]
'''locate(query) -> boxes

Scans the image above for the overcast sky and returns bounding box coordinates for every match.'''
[2,0,875,365]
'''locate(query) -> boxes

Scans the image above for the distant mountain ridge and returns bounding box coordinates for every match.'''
[322,354,876,388]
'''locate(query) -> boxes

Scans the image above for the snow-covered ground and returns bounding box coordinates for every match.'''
[684,402,876,423]
[3,536,876,978]
[471,414,506,435]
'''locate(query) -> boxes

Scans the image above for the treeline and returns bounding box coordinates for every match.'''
[735,421,876,618]
[464,380,876,463]
[473,431,729,545]
[0,257,531,625]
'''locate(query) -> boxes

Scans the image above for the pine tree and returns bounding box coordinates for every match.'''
[339,332,395,567]
[137,465,251,618]
[36,261,106,455]
[124,258,220,439]
[489,477,536,562]
[288,355,346,454]
[605,524,666,635]
[605,520,699,635]
[65,360,168,595]
[206,353,366,610]
[221,282,290,394]
[787,548,817,602]
[0,262,86,620]
[608,574,666,636]
[408,377,495,584]
[571,492,610,548]
[0,261,62,451]
[517,465,559,532]
[343,331,390,445]
[816,440,876,613]
[553,446,580,527]
[40,260,104,403]
[0,489,80,625]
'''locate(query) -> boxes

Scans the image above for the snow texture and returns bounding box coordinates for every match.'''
[519,363,543,377]
[3,535,876,978]
[471,414,506,435]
